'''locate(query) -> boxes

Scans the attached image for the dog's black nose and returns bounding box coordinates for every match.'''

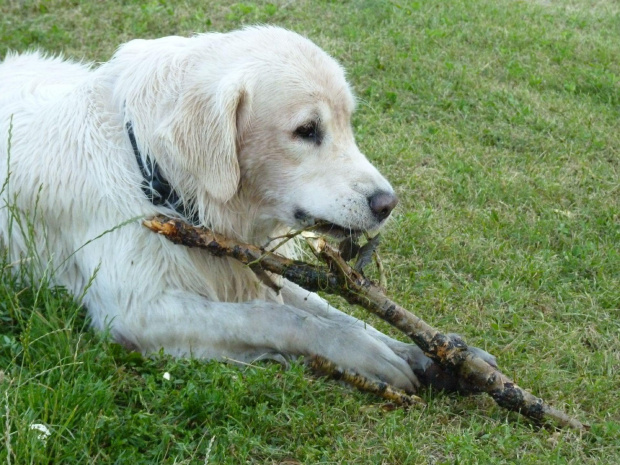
[368,191,398,221]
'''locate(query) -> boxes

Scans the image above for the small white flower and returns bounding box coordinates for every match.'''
[163,372,172,381]
[30,423,51,443]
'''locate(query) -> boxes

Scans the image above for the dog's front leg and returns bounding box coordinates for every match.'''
[114,290,419,392]
[280,279,415,351]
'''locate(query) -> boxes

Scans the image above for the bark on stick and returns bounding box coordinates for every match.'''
[143,216,588,431]
[310,356,425,407]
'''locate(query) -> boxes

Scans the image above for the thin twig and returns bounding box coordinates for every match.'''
[372,248,388,290]
[311,355,424,407]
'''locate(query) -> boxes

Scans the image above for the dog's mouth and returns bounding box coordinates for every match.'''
[312,221,364,239]
[294,210,365,239]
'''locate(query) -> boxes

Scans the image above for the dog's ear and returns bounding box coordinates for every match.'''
[156,71,248,203]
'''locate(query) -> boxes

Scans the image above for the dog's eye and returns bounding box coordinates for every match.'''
[294,121,322,144]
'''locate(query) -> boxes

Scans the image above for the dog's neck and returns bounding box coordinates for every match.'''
[125,123,291,249]
[126,121,199,224]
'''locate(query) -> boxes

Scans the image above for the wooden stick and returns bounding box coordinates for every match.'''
[143,216,588,431]
[310,356,425,407]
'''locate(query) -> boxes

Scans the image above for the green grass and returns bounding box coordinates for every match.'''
[1,0,619,463]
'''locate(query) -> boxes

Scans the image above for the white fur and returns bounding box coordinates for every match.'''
[0,27,429,392]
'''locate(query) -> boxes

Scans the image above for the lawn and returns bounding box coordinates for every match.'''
[1,0,619,463]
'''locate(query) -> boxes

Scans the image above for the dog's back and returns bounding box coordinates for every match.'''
[0,53,101,288]
[0,52,91,103]
[0,52,93,191]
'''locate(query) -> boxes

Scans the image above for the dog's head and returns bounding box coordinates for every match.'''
[121,27,397,238]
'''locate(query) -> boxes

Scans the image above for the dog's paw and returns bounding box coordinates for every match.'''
[390,336,498,394]
[319,329,421,394]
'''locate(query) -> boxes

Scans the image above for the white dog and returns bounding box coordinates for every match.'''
[0,26,491,393]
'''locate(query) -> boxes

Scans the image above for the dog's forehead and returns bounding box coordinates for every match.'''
[228,28,357,121]
[259,64,356,122]
[255,33,355,104]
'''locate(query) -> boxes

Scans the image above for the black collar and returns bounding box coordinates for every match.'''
[126,121,199,224]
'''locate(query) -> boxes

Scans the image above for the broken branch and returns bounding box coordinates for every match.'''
[143,216,588,431]
[311,355,425,407]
